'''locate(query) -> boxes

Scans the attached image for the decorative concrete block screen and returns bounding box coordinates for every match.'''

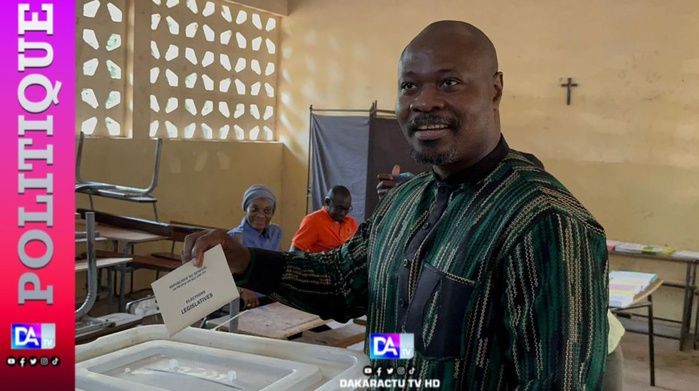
[77,0,128,137]
[77,0,280,141]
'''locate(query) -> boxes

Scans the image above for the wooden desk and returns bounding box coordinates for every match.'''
[75,257,132,273]
[611,279,663,386]
[353,315,367,326]
[610,249,698,351]
[75,222,168,243]
[295,323,366,348]
[208,302,329,339]
[75,237,108,244]
[76,222,169,312]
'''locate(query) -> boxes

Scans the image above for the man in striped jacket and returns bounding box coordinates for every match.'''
[183,20,609,390]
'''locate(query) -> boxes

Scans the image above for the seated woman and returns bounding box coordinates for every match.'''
[227,184,282,309]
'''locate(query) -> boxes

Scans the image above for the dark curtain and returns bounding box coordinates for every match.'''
[310,114,369,222]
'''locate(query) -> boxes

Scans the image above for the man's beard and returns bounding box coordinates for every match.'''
[410,146,458,165]
[405,114,460,166]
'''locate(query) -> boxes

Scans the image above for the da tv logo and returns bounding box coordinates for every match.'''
[11,324,55,350]
[370,333,414,359]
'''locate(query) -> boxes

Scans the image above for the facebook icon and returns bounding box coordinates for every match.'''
[370,333,414,359]
[11,324,56,350]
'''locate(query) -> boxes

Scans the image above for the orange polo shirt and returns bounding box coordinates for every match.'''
[291,208,358,253]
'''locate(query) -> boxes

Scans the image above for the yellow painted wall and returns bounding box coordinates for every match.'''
[275,0,699,323]
[78,0,698,325]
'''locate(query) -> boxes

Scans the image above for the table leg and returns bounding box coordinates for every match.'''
[119,264,128,312]
[110,240,119,298]
[112,267,118,297]
[695,292,699,350]
[648,295,655,386]
[106,267,113,313]
[688,263,696,350]
[118,243,135,313]
[680,263,697,351]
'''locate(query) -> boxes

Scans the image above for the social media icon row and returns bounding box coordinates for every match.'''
[363,365,416,376]
[6,356,59,367]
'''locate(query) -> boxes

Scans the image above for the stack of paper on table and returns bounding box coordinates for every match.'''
[609,270,658,308]
[613,242,676,256]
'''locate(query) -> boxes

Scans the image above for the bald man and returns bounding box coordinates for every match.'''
[183,20,609,390]
[290,186,358,253]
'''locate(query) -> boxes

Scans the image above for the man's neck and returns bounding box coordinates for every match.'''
[432,135,509,186]
[433,134,502,180]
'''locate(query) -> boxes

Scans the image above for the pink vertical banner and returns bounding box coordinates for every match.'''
[0,1,75,390]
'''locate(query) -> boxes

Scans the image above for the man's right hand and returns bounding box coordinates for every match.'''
[376,164,402,198]
[181,229,251,274]
[378,164,416,197]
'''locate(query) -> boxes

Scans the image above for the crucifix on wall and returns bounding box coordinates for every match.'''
[560,77,578,105]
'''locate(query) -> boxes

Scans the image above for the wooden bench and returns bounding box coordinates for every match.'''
[82,250,180,294]
[75,257,132,272]
[91,250,181,272]
[150,220,225,263]
[76,208,172,237]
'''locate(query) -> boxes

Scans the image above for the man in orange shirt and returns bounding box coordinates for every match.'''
[290,185,358,253]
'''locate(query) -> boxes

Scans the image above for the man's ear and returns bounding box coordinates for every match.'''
[493,71,504,107]
[324,198,331,207]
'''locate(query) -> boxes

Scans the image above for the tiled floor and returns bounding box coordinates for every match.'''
[621,332,699,390]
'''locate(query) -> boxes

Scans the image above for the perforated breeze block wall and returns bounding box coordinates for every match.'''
[77,0,280,140]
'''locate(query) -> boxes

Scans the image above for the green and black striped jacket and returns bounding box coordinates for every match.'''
[242,138,609,390]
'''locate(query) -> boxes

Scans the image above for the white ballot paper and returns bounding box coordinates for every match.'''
[151,245,239,336]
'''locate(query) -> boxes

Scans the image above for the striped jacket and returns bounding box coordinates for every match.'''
[241,137,609,390]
